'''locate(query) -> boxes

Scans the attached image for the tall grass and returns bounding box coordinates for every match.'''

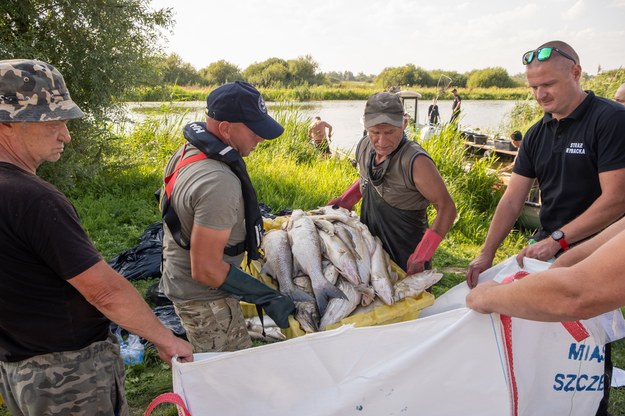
[125,84,532,102]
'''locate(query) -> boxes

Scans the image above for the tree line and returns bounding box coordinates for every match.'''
[155,53,525,89]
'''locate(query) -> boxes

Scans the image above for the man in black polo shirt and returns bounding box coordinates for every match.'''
[466,40,625,416]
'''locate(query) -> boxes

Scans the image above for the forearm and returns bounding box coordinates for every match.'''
[560,195,625,244]
[191,259,230,287]
[429,197,457,238]
[469,269,584,321]
[553,217,625,268]
[78,263,180,349]
[480,198,523,257]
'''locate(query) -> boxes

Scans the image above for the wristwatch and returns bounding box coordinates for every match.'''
[551,230,569,251]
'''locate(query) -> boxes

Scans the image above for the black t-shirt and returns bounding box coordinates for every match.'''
[513,91,625,233]
[452,95,461,111]
[0,163,106,362]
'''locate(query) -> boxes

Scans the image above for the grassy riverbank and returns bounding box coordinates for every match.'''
[1,107,623,415]
[126,83,531,102]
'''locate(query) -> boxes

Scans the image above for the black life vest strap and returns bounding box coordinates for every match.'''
[159,122,263,262]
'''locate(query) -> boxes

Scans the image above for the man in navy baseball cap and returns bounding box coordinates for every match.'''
[206,80,283,140]
[159,80,295,355]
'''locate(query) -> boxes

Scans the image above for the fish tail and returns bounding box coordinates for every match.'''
[314,283,347,316]
[288,288,316,303]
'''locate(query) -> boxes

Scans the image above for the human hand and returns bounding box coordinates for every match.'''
[515,239,560,267]
[466,280,500,313]
[406,257,425,275]
[466,252,495,289]
[327,197,354,211]
[406,229,442,275]
[326,180,362,211]
[156,333,194,364]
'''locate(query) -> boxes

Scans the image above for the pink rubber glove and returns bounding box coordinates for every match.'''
[406,229,443,275]
[327,180,362,211]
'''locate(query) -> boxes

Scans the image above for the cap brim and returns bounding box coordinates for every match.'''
[363,113,404,129]
[244,115,284,140]
[0,102,84,122]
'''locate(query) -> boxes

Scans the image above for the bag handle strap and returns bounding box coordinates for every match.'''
[499,270,592,416]
[144,392,192,416]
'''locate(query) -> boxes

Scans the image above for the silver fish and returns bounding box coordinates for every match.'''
[370,238,395,305]
[332,222,360,260]
[294,301,319,333]
[262,229,315,303]
[319,278,361,330]
[393,270,443,302]
[322,260,339,285]
[292,275,321,332]
[335,222,371,286]
[357,283,376,306]
[318,229,361,286]
[308,205,354,218]
[311,218,335,235]
[352,298,384,315]
[287,210,346,316]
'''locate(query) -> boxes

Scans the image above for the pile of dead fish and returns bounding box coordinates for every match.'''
[260,206,443,333]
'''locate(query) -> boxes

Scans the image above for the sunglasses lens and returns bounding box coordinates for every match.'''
[522,51,535,65]
[537,47,553,61]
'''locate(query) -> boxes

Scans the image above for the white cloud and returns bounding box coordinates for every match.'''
[563,0,585,20]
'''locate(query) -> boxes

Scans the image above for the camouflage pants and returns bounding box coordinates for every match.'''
[174,297,252,353]
[0,334,128,416]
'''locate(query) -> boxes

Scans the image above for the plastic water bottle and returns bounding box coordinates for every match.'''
[115,328,145,365]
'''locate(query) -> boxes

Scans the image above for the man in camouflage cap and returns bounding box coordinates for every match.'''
[0,59,193,415]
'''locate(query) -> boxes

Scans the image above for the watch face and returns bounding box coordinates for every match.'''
[552,230,564,240]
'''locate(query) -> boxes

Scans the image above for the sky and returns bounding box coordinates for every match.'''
[149,0,625,77]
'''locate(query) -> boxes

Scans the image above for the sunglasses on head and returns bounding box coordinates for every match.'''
[522,47,577,65]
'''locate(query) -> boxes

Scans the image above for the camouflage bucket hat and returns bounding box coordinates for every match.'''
[0,59,84,122]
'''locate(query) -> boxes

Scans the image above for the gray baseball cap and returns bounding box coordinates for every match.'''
[0,59,84,122]
[363,92,404,129]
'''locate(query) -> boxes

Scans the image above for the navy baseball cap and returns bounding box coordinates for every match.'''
[206,81,284,140]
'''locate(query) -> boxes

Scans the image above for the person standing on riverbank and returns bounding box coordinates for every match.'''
[308,116,333,155]
[449,88,462,124]
[0,59,193,416]
[328,92,456,274]
[428,98,440,125]
[159,81,295,353]
[465,41,625,416]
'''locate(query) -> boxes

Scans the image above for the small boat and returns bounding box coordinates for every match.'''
[499,172,541,231]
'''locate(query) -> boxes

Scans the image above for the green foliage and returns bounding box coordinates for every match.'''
[243,57,289,87]
[158,53,206,86]
[419,126,511,246]
[0,0,173,191]
[0,0,172,117]
[198,60,243,85]
[430,69,468,88]
[242,55,323,88]
[246,103,358,211]
[128,84,531,102]
[376,64,436,88]
[466,67,517,88]
[287,55,322,85]
[582,68,625,98]
[506,99,543,134]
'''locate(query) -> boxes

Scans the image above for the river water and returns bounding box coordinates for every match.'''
[126,99,517,155]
